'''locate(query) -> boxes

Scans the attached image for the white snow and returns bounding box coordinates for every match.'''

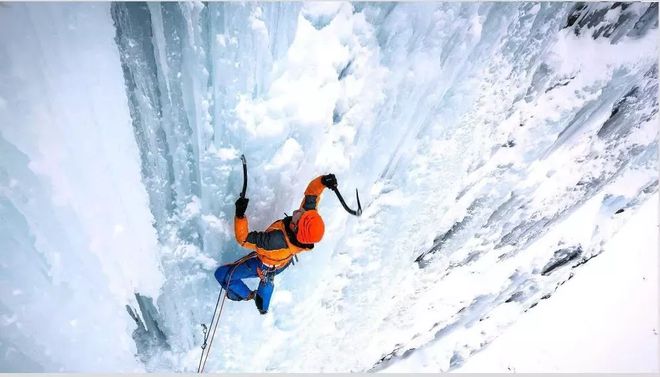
[455,195,659,373]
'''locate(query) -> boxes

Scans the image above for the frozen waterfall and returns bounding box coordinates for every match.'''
[0,1,657,372]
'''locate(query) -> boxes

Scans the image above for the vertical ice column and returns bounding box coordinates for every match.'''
[0,2,164,371]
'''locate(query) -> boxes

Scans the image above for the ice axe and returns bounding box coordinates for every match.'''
[331,186,362,216]
[240,154,247,198]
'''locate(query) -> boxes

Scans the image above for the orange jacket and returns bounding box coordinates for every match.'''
[234,176,327,268]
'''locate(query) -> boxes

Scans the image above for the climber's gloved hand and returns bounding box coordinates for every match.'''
[321,174,338,189]
[235,197,249,218]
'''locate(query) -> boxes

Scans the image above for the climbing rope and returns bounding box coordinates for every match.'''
[197,290,227,373]
[197,252,256,373]
[197,288,226,373]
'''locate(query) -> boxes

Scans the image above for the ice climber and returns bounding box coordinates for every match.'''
[214,174,338,314]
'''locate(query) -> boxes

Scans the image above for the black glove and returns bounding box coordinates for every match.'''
[321,174,337,188]
[235,197,249,218]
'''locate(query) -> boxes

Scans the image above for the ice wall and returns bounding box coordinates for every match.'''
[110,1,658,372]
[0,3,163,372]
[113,3,657,371]
[0,1,657,373]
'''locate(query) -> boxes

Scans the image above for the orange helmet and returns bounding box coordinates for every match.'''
[296,210,325,243]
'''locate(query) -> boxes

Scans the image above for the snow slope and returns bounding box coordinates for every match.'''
[455,195,658,373]
[0,2,657,372]
[388,190,659,373]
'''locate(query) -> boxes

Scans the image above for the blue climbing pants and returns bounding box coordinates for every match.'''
[214,253,288,313]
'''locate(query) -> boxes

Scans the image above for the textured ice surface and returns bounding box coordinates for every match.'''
[0,1,657,372]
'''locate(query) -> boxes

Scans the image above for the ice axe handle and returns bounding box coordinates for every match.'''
[331,187,362,216]
[240,154,247,198]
